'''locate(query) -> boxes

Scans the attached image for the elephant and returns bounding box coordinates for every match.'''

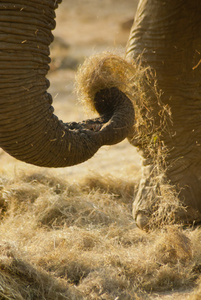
[1,0,201,229]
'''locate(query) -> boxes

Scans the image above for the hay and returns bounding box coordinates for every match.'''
[145,180,187,229]
[75,52,145,113]
[81,173,135,203]
[0,242,81,300]
[0,168,199,299]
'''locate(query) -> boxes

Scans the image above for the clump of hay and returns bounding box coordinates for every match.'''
[34,193,113,229]
[154,226,193,264]
[81,173,135,204]
[75,51,171,163]
[75,52,145,112]
[75,52,171,160]
[0,242,80,300]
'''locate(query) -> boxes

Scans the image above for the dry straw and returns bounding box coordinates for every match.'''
[75,52,145,112]
[0,165,200,299]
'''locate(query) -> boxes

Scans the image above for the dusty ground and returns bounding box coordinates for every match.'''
[1,1,201,299]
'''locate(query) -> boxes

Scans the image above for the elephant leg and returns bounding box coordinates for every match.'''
[126,0,201,229]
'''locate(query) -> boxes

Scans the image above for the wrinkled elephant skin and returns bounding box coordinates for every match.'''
[0,1,134,168]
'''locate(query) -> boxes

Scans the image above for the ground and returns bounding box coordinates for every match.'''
[0,1,201,299]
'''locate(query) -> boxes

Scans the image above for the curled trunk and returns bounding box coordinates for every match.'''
[0,1,134,167]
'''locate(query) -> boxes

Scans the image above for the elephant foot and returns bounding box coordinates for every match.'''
[135,211,149,230]
[133,203,201,230]
[133,164,201,230]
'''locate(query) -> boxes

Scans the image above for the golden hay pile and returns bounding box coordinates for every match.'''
[0,166,201,299]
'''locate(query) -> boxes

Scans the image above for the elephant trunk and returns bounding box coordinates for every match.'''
[0,1,134,167]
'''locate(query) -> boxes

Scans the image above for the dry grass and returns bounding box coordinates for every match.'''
[75,52,140,111]
[1,1,201,298]
[0,165,201,299]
